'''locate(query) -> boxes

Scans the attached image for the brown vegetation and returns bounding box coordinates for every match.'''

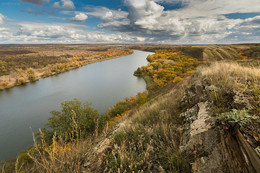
[0,45,133,90]
[1,44,260,172]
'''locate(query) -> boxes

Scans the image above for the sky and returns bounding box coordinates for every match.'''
[0,0,259,44]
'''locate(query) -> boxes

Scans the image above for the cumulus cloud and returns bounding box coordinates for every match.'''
[0,15,15,43]
[0,29,12,42]
[69,13,88,22]
[223,16,260,43]
[2,0,260,44]
[1,22,87,43]
[52,0,75,9]
[125,0,164,26]
[19,0,49,5]
[85,7,128,22]
[16,23,84,41]
[86,32,133,43]
[94,0,260,43]
[0,19,144,44]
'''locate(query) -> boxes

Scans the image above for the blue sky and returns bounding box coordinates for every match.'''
[0,0,259,44]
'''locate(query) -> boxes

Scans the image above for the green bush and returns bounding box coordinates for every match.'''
[38,99,99,144]
[134,67,142,76]
[107,92,149,118]
[108,101,130,117]
[218,109,258,128]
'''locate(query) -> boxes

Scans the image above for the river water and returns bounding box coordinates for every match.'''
[0,50,152,161]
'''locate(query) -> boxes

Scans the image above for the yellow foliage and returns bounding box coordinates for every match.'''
[45,141,72,158]
[108,110,131,125]
[173,76,183,83]
[136,49,198,88]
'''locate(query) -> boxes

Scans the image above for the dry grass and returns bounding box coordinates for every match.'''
[199,61,260,89]
[12,132,94,173]
[25,60,258,172]
[97,80,191,172]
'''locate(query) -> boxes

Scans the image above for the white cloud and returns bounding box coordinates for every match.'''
[7,23,87,43]
[223,16,260,43]
[69,13,88,22]
[0,14,5,24]
[20,0,49,5]
[1,0,260,44]
[125,0,164,26]
[85,31,145,43]
[85,7,128,22]
[52,0,75,9]
[52,2,60,8]
[240,16,260,27]
[0,19,144,44]
[94,0,260,43]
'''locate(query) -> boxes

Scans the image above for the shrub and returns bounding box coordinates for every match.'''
[133,67,142,76]
[107,101,129,117]
[136,92,148,106]
[27,68,36,81]
[16,77,26,85]
[28,74,36,81]
[173,76,183,83]
[38,99,99,144]
[107,92,149,119]
[218,109,258,129]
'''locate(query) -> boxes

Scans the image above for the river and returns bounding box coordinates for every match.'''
[0,50,153,161]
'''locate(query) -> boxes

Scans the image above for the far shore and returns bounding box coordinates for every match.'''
[0,45,133,91]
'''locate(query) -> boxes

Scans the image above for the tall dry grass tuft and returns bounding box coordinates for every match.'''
[16,113,94,173]
[199,61,260,88]
[24,131,91,173]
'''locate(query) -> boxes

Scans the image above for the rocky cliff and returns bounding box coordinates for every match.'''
[179,79,260,172]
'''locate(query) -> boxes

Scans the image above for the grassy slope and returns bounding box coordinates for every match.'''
[85,44,260,172]
[85,64,259,172]
[1,44,260,172]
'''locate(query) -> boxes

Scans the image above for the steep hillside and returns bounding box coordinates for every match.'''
[1,45,260,172]
[82,61,260,172]
[82,46,260,172]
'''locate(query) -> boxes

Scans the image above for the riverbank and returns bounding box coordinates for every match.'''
[0,45,133,90]
[1,44,260,172]
[0,50,151,162]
